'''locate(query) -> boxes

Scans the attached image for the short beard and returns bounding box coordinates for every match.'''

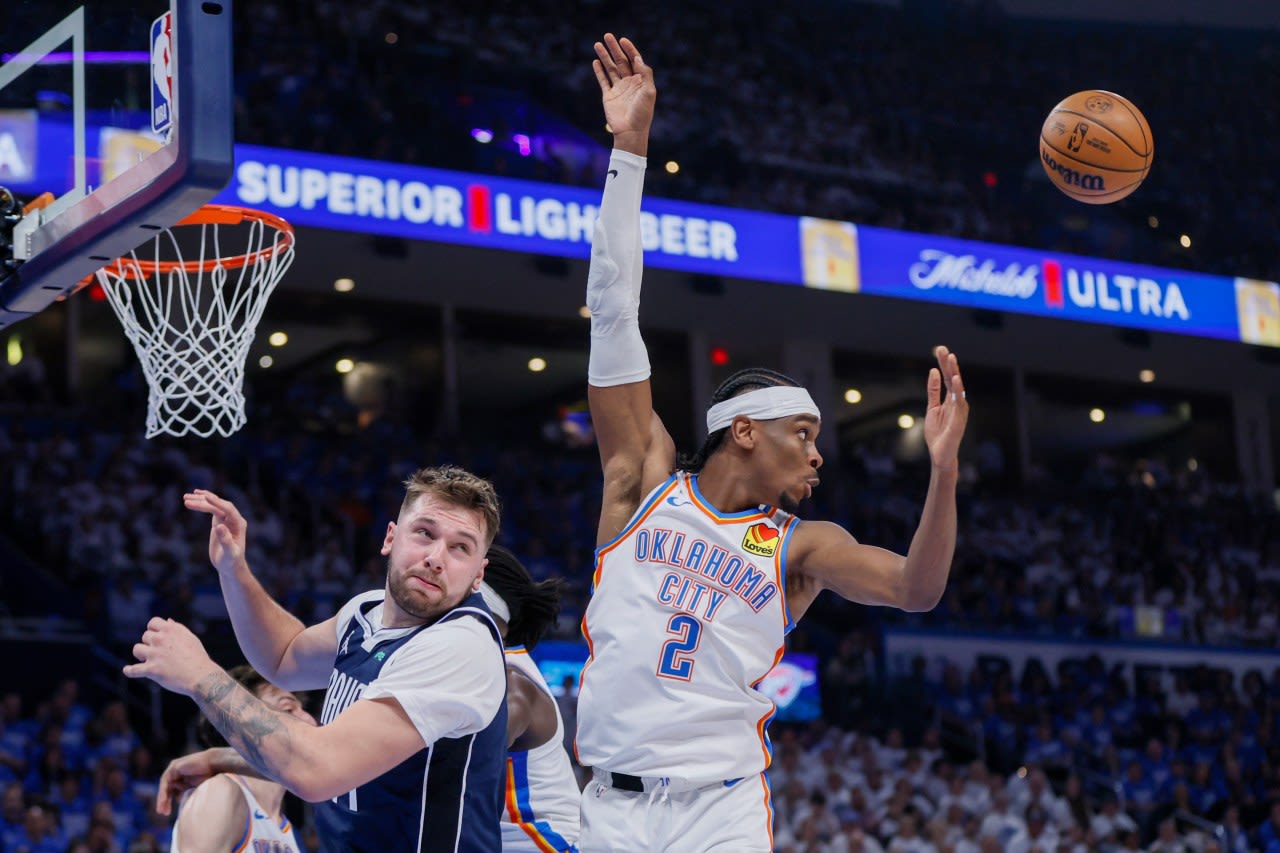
[387,571,465,622]
[778,491,800,514]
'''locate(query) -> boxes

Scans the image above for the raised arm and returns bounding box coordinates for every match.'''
[788,347,968,616]
[184,490,336,690]
[128,616,504,804]
[586,34,676,546]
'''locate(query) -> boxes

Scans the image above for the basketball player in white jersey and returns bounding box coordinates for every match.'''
[482,545,581,853]
[171,665,313,853]
[579,34,969,851]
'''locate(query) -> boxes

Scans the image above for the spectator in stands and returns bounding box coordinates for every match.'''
[978,789,1025,845]
[1145,817,1188,853]
[0,781,25,841]
[1090,794,1139,845]
[1006,804,1058,853]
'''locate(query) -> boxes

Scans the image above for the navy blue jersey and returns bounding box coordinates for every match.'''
[313,590,508,853]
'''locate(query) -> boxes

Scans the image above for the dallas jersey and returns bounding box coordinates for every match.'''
[577,471,798,781]
[502,647,580,853]
[314,589,508,853]
[172,774,301,853]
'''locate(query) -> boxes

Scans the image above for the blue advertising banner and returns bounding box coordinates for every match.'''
[212,145,805,286]
[6,109,1277,348]
[854,226,1250,342]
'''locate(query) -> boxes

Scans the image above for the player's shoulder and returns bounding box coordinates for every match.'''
[333,589,385,630]
[179,773,248,824]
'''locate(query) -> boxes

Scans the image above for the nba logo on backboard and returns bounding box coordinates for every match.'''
[150,12,174,135]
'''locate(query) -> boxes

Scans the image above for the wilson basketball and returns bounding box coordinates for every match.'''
[1040,90,1153,204]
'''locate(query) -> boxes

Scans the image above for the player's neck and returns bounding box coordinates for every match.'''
[694,457,766,513]
[242,774,287,821]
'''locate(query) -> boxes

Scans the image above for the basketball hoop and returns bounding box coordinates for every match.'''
[90,204,295,438]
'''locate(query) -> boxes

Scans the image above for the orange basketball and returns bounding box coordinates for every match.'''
[1039,90,1153,204]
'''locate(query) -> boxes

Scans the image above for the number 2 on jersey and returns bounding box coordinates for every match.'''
[657,613,702,680]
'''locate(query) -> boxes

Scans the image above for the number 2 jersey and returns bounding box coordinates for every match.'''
[576,471,798,781]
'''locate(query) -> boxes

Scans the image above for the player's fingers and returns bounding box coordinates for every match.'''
[603,33,631,74]
[592,58,611,91]
[594,41,619,82]
[214,523,237,547]
[619,37,642,66]
[182,493,215,513]
[123,661,147,678]
[147,615,168,631]
[157,786,174,815]
[927,367,942,409]
[949,364,967,408]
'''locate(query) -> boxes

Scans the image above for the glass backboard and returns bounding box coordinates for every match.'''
[0,0,234,327]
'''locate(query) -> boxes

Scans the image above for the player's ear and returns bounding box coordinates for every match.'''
[728,416,755,450]
[474,558,488,590]
[380,521,396,556]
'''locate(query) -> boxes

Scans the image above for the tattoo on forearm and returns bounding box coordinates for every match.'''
[194,672,293,781]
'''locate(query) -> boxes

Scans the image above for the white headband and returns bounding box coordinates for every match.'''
[477,581,511,622]
[705,386,821,433]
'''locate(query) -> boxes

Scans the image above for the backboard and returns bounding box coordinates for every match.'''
[0,0,233,327]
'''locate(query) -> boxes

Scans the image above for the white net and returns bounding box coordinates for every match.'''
[93,206,295,438]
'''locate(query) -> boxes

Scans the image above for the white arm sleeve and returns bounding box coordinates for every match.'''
[361,618,506,746]
[587,149,651,388]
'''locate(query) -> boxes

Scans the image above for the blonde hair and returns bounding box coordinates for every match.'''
[400,465,501,546]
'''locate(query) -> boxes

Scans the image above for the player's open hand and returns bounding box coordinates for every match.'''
[593,34,655,146]
[183,489,249,576]
[123,617,219,697]
[924,345,969,471]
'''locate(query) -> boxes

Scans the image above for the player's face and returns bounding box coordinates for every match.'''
[382,493,488,626]
[254,683,317,727]
[752,414,822,512]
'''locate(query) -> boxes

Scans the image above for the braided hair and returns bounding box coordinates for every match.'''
[483,545,564,650]
[676,367,802,473]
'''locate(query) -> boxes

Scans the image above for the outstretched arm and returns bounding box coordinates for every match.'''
[184,490,336,690]
[586,34,676,546]
[789,347,968,614]
[125,618,426,803]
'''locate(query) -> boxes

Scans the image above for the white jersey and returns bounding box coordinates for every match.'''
[172,774,301,853]
[502,647,581,852]
[577,471,798,781]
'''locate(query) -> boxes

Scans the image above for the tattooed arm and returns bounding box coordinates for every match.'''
[125,617,428,802]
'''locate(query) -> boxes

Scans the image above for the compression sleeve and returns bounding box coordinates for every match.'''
[586,149,651,387]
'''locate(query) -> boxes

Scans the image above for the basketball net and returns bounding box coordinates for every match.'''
[91,205,295,438]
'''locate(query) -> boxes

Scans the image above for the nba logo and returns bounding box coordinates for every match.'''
[150,12,174,135]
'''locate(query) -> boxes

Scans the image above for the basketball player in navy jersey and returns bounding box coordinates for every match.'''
[130,465,509,853]
[482,545,581,852]
[577,35,969,851]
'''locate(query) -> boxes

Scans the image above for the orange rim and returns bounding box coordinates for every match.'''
[91,204,295,280]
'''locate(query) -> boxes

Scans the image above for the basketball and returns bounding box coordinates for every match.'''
[1039,90,1153,204]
